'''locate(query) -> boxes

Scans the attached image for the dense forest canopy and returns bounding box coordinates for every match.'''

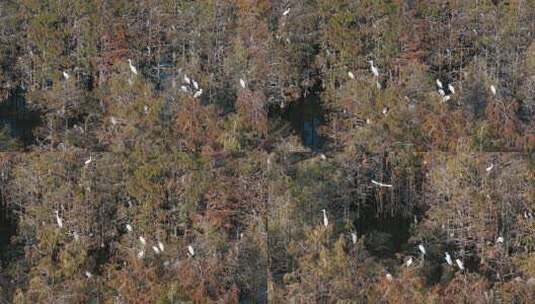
[0,0,534,303]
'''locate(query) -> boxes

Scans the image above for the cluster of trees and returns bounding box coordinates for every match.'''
[0,0,534,302]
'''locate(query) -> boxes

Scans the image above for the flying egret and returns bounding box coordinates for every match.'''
[455,259,464,271]
[63,71,70,80]
[152,245,160,254]
[436,79,443,89]
[138,250,145,259]
[369,60,379,77]
[184,74,191,84]
[193,89,203,98]
[158,241,165,252]
[240,78,246,89]
[192,80,199,90]
[321,209,328,227]
[406,257,413,267]
[139,236,146,246]
[351,232,357,244]
[127,59,138,75]
[84,156,92,166]
[371,180,393,188]
[445,252,453,266]
[490,85,496,96]
[448,84,455,94]
[348,71,355,80]
[486,163,494,172]
[496,236,504,243]
[188,245,195,257]
[418,244,426,255]
[54,210,63,228]
[85,271,92,278]
[126,224,133,232]
[283,8,290,16]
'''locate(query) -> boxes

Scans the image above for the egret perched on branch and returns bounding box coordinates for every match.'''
[192,80,199,90]
[321,209,328,227]
[436,79,443,89]
[85,271,92,278]
[152,245,160,254]
[406,257,413,267]
[63,71,70,80]
[442,95,451,103]
[371,180,392,188]
[455,259,464,271]
[283,8,290,16]
[438,89,445,97]
[126,224,133,232]
[445,252,453,266]
[486,163,494,172]
[496,236,504,244]
[127,59,137,75]
[139,236,146,246]
[54,210,63,228]
[84,156,92,166]
[347,71,355,80]
[351,232,357,244]
[193,89,203,98]
[240,78,246,89]
[369,60,379,77]
[138,250,145,259]
[188,245,195,257]
[386,273,393,281]
[320,154,327,160]
[184,74,191,84]
[490,85,496,96]
[448,84,455,94]
[418,244,426,256]
[158,241,165,252]
[180,85,189,93]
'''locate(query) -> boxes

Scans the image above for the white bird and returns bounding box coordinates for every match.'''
[188,245,195,257]
[386,273,393,281]
[376,81,382,89]
[127,59,137,75]
[347,71,355,80]
[369,60,379,77]
[366,118,371,125]
[445,252,453,266]
[406,257,413,267]
[63,71,70,80]
[138,250,145,259]
[184,74,191,84]
[126,224,133,232]
[85,271,92,278]
[486,163,494,172]
[84,156,92,165]
[438,89,446,97]
[110,116,118,126]
[193,89,203,98]
[283,8,290,16]
[351,232,357,244]
[382,107,388,115]
[321,209,328,227]
[180,85,189,93]
[158,241,165,252]
[442,95,451,103]
[436,79,443,89]
[240,78,246,89]
[139,236,146,246]
[490,85,496,96]
[496,236,504,243]
[320,154,327,160]
[192,80,199,90]
[152,245,160,254]
[371,180,392,188]
[455,259,464,271]
[144,105,149,115]
[73,231,79,241]
[54,210,63,228]
[448,84,455,94]
[418,244,426,255]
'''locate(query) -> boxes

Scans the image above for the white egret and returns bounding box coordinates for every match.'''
[445,252,453,266]
[127,59,138,75]
[351,232,357,244]
[184,74,191,84]
[84,156,92,166]
[180,85,189,93]
[438,89,445,97]
[442,95,451,103]
[139,236,146,246]
[188,245,195,257]
[110,116,118,126]
[366,118,371,125]
[448,84,455,94]
[152,245,160,254]
[455,259,464,271]
[138,250,145,259]
[490,85,496,96]
[382,107,388,115]
[192,80,199,90]
[320,154,327,160]
[371,180,393,188]
[497,236,504,243]
[348,71,355,80]
[436,79,443,89]
[240,78,246,89]
[486,163,494,172]
[376,81,382,89]
[283,8,290,16]
[193,89,203,98]
[126,224,133,232]
[386,273,393,281]
[158,241,165,252]
[63,71,70,80]
[369,60,379,77]
[73,231,79,241]
[418,244,426,255]
[321,209,328,227]
[85,271,92,278]
[144,105,149,115]
[54,210,63,228]
[406,257,413,267]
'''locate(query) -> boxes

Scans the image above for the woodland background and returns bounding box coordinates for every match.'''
[0,0,534,303]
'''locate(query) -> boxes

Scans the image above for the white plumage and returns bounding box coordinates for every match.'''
[406,257,413,267]
[386,273,393,281]
[54,210,63,228]
[152,245,160,254]
[496,236,504,243]
[438,89,445,97]
[240,78,246,89]
[283,8,290,16]
[180,85,189,93]
[126,224,133,232]
[486,163,494,172]
[347,71,355,80]
[445,252,453,266]
[158,241,165,252]
[436,79,443,89]
[418,244,426,255]
[371,180,392,188]
[448,84,455,94]
[127,59,137,75]
[351,232,357,244]
[138,250,145,259]
[321,209,328,227]
[442,95,451,103]
[84,156,92,165]
[193,89,203,99]
[369,60,379,77]
[188,245,195,256]
[184,74,191,84]
[63,71,70,80]
[85,271,92,278]
[455,259,464,270]
[490,85,496,96]
[192,80,199,90]
[139,236,146,246]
